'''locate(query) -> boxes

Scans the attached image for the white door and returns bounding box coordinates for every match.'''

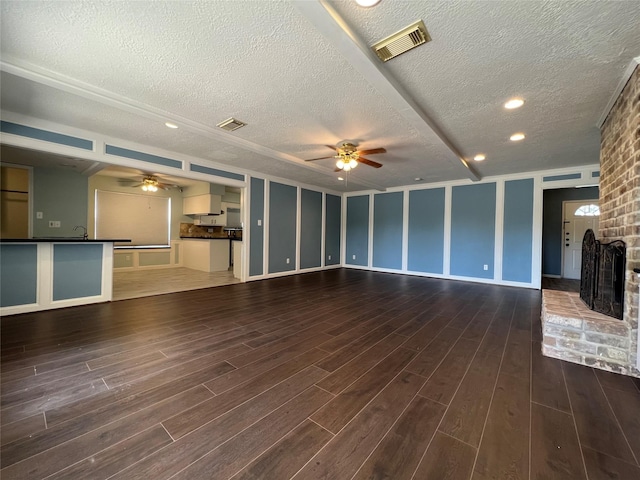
[562,200,600,279]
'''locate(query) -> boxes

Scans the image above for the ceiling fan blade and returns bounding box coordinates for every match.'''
[334,167,343,172]
[358,157,383,168]
[357,147,386,156]
[325,145,338,151]
[305,155,335,162]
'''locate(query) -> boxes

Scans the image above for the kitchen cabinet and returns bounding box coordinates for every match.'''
[225,202,241,227]
[182,238,228,272]
[183,194,222,215]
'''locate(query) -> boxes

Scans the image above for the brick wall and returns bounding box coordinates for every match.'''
[541,66,639,377]
[599,64,640,371]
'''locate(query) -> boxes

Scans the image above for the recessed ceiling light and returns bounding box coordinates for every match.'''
[355,0,381,7]
[473,154,486,161]
[165,122,178,129]
[510,133,525,141]
[504,98,524,109]
[414,177,423,181]
[338,177,344,181]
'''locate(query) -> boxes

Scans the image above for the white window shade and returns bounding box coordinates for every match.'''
[95,190,170,247]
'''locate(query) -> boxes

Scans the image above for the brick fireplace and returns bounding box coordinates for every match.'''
[542,64,640,377]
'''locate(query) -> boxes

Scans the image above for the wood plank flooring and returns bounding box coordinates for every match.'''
[2,269,639,479]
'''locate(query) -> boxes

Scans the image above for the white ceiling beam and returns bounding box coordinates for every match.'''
[0,57,387,192]
[293,0,480,182]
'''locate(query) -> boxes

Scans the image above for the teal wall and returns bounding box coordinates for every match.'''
[503,179,534,283]
[33,167,88,238]
[268,182,297,273]
[346,195,369,266]
[300,189,322,269]
[450,183,496,279]
[373,192,403,269]
[542,186,599,276]
[0,244,37,307]
[249,177,265,276]
[325,194,341,266]
[52,244,103,301]
[408,187,445,274]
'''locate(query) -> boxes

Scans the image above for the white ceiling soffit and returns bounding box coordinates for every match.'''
[293,0,480,182]
[0,59,386,192]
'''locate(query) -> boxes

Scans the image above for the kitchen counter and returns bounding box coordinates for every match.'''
[180,236,242,241]
[0,239,126,315]
[1,238,131,243]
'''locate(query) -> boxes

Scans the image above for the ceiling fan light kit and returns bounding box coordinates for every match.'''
[141,176,159,192]
[304,141,386,171]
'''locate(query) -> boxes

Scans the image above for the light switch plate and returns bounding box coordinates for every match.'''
[36,211,43,219]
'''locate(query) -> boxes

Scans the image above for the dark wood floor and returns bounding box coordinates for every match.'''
[541,276,581,292]
[2,269,639,479]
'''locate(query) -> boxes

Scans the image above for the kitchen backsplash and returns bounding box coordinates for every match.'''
[180,223,241,239]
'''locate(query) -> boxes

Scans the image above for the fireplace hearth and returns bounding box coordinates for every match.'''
[580,229,626,320]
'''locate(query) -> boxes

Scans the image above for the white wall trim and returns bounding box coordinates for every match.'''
[494,180,505,281]
[263,179,270,276]
[367,193,374,268]
[443,185,452,276]
[531,176,543,289]
[295,185,301,271]
[321,192,326,268]
[402,190,409,271]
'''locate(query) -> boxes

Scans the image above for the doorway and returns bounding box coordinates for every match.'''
[561,200,599,279]
[0,165,30,238]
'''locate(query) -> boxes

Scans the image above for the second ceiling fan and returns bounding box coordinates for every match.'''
[305,142,386,171]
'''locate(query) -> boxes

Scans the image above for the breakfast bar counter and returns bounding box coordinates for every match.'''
[0,238,130,315]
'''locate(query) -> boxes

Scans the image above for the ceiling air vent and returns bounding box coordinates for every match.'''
[216,117,247,131]
[372,20,431,62]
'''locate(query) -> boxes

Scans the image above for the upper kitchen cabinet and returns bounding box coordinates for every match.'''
[183,194,222,216]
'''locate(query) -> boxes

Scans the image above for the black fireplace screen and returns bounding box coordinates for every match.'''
[579,229,626,320]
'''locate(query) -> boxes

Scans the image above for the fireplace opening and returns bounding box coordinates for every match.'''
[579,229,626,319]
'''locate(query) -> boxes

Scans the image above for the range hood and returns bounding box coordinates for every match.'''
[183,194,222,215]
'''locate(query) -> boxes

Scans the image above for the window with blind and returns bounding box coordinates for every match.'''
[95,190,170,247]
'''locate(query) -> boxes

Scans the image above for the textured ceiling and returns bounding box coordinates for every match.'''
[1,0,639,191]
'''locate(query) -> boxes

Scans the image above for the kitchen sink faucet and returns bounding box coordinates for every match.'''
[74,225,88,240]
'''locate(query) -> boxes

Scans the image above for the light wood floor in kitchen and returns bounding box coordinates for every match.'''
[113,267,239,301]
[2,269,639,479]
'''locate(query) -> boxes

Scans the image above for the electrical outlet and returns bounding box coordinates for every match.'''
[286,258,290,264]
[36,212,43,219]
[49,221,55,227]
[257,219,262,226]
[352,254,356,260]
[328,255,331,260]
[483,264,488,271]
[48,220,61,228]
